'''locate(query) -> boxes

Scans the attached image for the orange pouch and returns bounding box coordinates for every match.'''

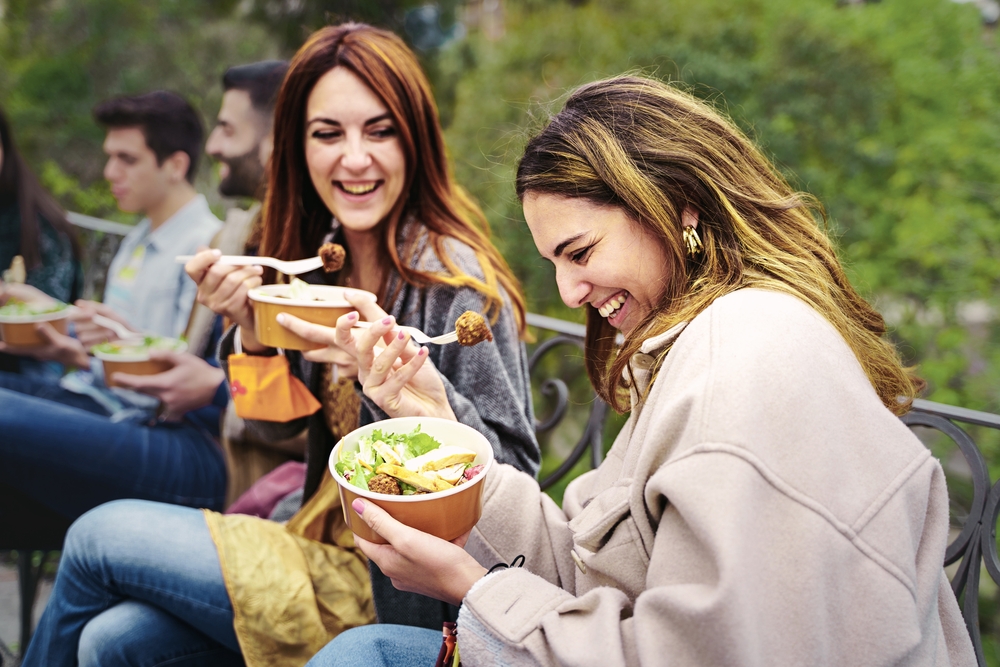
[227,336,321,421]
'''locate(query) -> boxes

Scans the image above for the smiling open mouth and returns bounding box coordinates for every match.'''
[598,292,628,319]
[336,181,382,195]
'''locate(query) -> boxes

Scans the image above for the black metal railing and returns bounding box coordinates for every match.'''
[903,399,1000,667]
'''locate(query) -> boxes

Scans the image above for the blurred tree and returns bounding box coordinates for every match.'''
[0,0,284,219]
[234,0,462,53]
[442,0,1000,420]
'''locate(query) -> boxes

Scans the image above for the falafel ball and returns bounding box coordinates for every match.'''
[319,242,346,273]
[367,473,402,495]
[455,310,493,346]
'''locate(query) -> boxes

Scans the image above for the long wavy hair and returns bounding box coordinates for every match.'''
[516,75,922,415]
[0,106,80,270]
[259,23,525,332]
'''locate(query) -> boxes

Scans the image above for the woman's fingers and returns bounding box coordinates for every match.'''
[352,498,409,546]
[184,248,220,285]
[198,266,262,324]
[375,347,430,398]
[345,291,382,317]
[333,311,360,351]
[276,313,338,346]
[355,316,396,378]
[366,330,410,386]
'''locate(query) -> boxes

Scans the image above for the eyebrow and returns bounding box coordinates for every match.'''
[553,233,586,258]
[307,112,394,128]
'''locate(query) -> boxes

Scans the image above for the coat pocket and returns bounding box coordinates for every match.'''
[570,481,633,552]
[567,480,648,598]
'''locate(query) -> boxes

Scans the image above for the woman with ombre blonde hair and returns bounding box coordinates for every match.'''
[22,24,538,667]
[306,76,974,667]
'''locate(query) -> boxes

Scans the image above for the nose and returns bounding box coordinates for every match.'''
[103,158,118,183]
[205,127,224,158]
[555,266,590,309]
[341,132,372,172]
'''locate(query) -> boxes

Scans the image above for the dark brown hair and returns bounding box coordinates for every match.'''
[259,23,525,332]
[93,91,204,183]
[222,60,289,118]
[517,76,922,415]
[0,106,80,270]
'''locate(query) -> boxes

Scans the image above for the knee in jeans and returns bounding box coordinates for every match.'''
[64,500,152,565]
[77,612,126,667]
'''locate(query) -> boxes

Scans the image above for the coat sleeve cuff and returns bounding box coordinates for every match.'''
[459,568,574,645]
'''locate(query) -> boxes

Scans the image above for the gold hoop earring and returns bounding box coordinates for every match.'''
[683,226,703,257]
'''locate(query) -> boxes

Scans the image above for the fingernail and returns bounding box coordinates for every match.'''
[347,312,358,321]
[397,331,405,340]
[211,249,221,257]
[381,317,392,325]
[276,314,287,325]
[352,499,365,516]
[418,347,428,357]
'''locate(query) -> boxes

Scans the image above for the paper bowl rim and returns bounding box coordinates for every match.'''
[0,304,75,324]
[92,339,188,362]
[248,284,377,309]
[329,416,494,503]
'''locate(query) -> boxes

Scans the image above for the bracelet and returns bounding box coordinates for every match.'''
[487,554,525,574]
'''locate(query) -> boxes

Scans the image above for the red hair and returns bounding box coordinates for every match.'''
[259,23,525,332]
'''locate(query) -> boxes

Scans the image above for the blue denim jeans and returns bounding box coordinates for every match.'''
[0,371,226,519]
[22,500,244,667]
[305,625,441,667]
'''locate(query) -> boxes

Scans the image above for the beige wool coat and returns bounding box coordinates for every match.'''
[459,289,976,666]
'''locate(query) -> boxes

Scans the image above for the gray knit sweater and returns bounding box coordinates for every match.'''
[219,223,539,630]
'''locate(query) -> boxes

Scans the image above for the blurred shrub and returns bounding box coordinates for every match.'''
[443,0,1000,422]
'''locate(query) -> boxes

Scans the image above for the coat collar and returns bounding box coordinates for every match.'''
[627,321,689,409]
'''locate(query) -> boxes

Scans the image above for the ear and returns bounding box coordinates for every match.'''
[682,206,700,229]
[163,151,191,183]
[258,132,274,171]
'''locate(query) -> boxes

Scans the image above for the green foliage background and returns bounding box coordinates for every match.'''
[2,0,999,654]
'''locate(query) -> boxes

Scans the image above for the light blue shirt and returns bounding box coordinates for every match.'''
[104,194,221,337]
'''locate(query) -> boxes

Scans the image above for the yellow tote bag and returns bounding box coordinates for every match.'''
[228,331,321,422]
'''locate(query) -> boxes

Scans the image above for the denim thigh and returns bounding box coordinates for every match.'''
[0,387,226,518]
[305,625,442,667]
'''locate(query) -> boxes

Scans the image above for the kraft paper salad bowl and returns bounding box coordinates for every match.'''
[248,282,377,351]
[92,336,188,387]
[0,300,71,346]
[329,417,495,544]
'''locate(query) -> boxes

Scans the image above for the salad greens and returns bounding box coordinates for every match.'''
[92,335,185,356]
[0,298,68,317]
[335,425,482,495]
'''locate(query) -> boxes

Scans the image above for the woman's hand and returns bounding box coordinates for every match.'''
[273,313,362,381]
[349,317,455,420]
[273,291,392,384]
[185,248,264,351]
[0,282,54,307]
[71,300,132,348]
[352,498,486,606]
[0,321,90,368]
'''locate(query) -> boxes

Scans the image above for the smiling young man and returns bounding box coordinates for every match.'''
[95,91,222,339]
[207,60,287,202]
